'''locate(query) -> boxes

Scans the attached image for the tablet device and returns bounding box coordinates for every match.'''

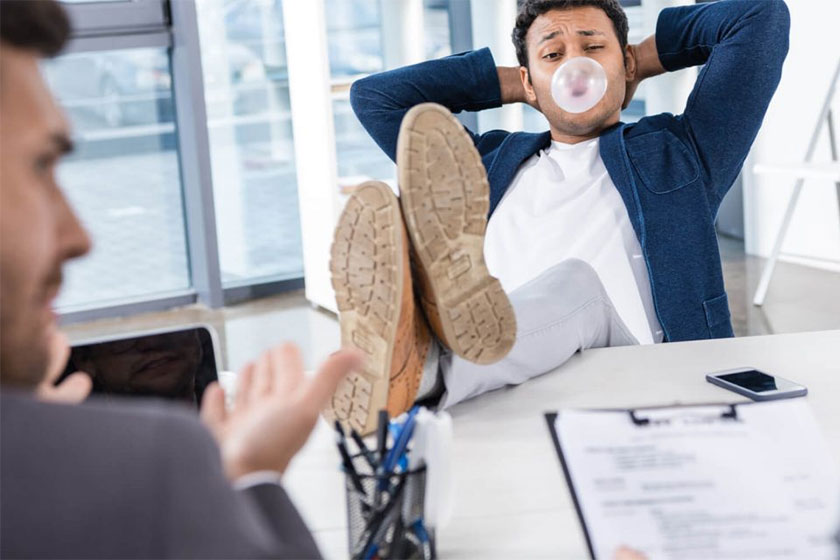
[59,325,220,408]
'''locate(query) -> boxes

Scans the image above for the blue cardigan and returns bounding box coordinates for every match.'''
[350,0,790,342]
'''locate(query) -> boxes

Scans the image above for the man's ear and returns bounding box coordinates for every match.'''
[624,44,638,82]
[520,66,538,105]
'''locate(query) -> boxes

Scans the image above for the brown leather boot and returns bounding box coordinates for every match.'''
[327,181,431,435]
[396,103,516,365]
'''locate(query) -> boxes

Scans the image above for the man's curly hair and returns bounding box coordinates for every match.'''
[512,0,629,69]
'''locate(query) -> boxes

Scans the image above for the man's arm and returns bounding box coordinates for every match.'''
[161,344,360,558]
[161,415,321,559]
[653,0,790,202]
[350,48,504,161]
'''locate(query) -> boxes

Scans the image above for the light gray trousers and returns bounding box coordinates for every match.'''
[422,259,639,409]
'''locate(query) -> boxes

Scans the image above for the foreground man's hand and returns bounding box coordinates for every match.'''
[200,343,363,480]
[37,330,92,404]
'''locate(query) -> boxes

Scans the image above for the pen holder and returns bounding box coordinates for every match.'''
[344,453,436,560]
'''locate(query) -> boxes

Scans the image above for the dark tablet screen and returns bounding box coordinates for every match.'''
[59,327,218,407]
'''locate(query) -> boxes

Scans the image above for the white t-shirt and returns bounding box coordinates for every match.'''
[484,137,663,345]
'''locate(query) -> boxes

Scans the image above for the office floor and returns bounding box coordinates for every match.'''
[63,236,840,371]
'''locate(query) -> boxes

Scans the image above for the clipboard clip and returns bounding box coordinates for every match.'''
[628,404,739,426]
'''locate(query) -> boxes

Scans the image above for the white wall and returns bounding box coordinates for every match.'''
[641,0,696,116]
[470,0,524,132]
[743,0,840,271]
[382,0,425,69]
[284,0,342,312]
[294,0,431,312]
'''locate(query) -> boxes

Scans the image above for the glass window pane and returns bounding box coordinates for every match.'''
[424,0,452,60]
[328,0,453,188]
[197,0,303,285]
[327,0,392,187]
[326,0,384,80]
[43,48,191,310]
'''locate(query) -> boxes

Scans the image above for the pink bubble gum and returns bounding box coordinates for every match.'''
[550,57,608,114]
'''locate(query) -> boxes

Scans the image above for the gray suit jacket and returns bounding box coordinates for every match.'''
[0,392,322,559]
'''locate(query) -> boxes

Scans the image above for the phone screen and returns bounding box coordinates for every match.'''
[59,327,218,407]
[717,370,779,393]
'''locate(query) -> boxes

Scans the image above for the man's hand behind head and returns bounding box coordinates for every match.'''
[622,37,665,110]
[200,343,363,480]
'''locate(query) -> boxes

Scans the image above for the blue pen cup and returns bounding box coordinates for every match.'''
[344,452,436,560]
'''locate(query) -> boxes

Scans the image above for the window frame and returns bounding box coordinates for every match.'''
[62,0,170,38]
[57,0,467,324]
[56,0,305,325]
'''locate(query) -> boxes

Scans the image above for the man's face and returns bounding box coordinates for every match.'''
[521,6,635,138]
[0,44,91,388]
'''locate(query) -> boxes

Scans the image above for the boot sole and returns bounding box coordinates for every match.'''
[328,181,404,435]
[397,103,516,365]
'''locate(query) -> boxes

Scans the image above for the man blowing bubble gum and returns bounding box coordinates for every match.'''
[325,0,790,435]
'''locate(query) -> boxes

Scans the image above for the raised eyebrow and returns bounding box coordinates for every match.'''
[539,29,605,45]
[538,30,562,45]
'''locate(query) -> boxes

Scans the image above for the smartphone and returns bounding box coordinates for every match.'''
[706,367,807,401]
[58,325,220,408]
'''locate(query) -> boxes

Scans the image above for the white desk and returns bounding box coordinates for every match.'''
[284,330,840,559]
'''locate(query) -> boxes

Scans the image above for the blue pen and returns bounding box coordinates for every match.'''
[387,422,409,472]
[412,519,432,560]
[384,406,420,473]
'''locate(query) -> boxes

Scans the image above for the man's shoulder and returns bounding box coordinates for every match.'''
[2,389,199,422]
[1,392,220,523]
[0,394,232,559]
[481,129,551,156]
[622,112,686,140]
[1,391,212,459]
[477,128,538,153]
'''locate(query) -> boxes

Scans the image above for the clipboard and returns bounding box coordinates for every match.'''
[545,410,597,559]
[544,401,840,560]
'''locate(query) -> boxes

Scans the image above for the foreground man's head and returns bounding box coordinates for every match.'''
[513,0,635,138]
[0,0,92,388]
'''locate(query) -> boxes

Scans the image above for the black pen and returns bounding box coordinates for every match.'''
[335,421,366,497]
[376,410,389,464]
[350,428,378,471]
[357,476,408,559]
[374,410,390,506]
